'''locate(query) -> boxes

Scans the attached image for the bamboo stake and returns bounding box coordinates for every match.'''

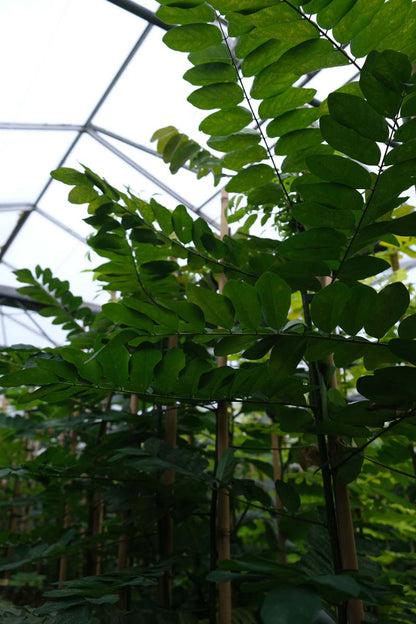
[217,188,232,624]
[87,418,107,576]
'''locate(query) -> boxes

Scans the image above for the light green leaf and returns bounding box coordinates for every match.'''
[156,2,216,25]
[317,0,357,29]
[333,0,384,44]
[199,106,252,135]
[259,87,317,120]
[187,83,244,110]
[163,23,222,52]
[183,62,236,86]
[267,107,320,138]
[351,0,412,58]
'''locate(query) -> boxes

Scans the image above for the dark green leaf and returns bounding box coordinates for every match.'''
[306,154,371,189]
[364,282,410,338]
[328,92,388,141]
[337,256,390,281]
[223,280,262,329]
[311,282,351,333]
[267,107,320,138]
[388,338,416,366]
[398,314,416,339]
[339,283,376,336]
[172,204,193,243]
[216,448,237,485]
[261,586,321,624]
[274,129,322,155]
[255,272,291,330]
[278,228,346,261]
[360,49,412,117]
[358,366,416,407]
[291,202,355,230]
[335,451,363,484]
[320,115,380,165]
[275,479,301,512]
[269,335,307,379]
[186,284,234,329]
[128,348,162,392]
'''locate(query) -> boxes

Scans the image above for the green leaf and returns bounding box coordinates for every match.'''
[274,128,322,155]
[339,283,376,335]
[186,284,234,329]
[226,164,275,192]
[216,448,238,485]
[398,314,416,339]
[261,587,321,624]
[306,154,371,189]
[153,347,186,392]
[360,49,412,117]
[385,141,416,166]
[364,282,410,339]
[247,183,283,206]
[215,335,257,356]
[252,39,348,99]
[358,366,416,407]
[199,106,252,135]
[269,335,307,379]
[388,338,416,366]
[172,204,193,243]
[394,119,416,142]
[187,83,244,110]
[335,451,363,484]
[96,341,130,387]
[266,107,320,138]
[223,144,268,170]
[188,43,232,65]
[223,280,262,329]
[68,185,98,204]
[183,62,236,86]
[128,348,163,392]
[241,39,292,77]
[51,167,90,186]
[208,129,260,152]
[333,0,384,44]
[310,282,350,333]
[350,0,412,58]
[192,217,225,257]
[156,2,216,25]
[317,0,357,29]
[278,228,346,261]
[320,115,380,165]
[259,87,317,120]
[149,199,173,234]
[337,256,390,281]
[163,23,222,52]
[255,272,291,330]
[274,479,301,512]
[328,92,388,141]
[291,202,355,230]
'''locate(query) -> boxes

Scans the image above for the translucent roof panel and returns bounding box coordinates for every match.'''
[0,0,148,124]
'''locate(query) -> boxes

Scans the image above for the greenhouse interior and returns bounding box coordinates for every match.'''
[1,0,416,622]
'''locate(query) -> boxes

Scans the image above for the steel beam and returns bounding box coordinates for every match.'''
[105,0,171,30]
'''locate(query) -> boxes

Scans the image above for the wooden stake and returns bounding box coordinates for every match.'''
[271,433,286,564]
[157,335,178,608]
[217,188,232,624]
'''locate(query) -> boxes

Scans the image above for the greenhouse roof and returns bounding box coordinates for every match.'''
[0,0,405,346]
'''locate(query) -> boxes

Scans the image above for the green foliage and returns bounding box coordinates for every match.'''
[1,2,416,622]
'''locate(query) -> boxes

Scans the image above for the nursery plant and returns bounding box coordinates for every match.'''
[1,0,416,622]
